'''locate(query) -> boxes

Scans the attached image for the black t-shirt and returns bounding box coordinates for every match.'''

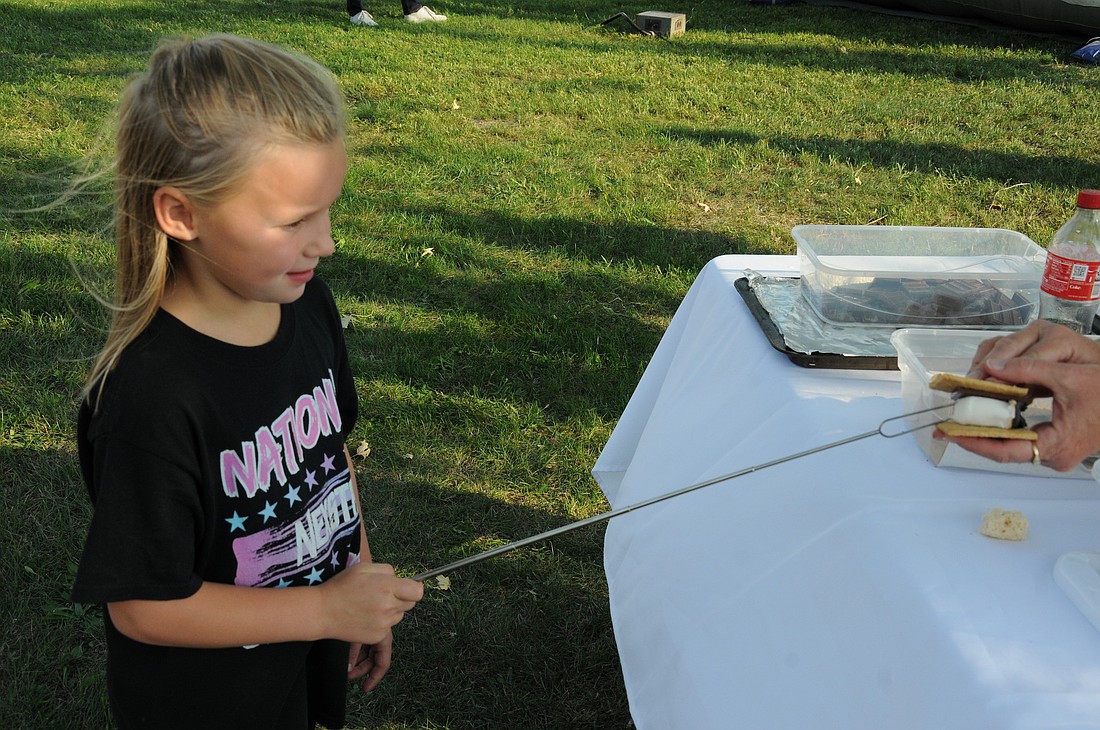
[73,279,360,729]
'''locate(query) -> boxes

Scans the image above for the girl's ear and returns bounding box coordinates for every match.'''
[153,187,198,241]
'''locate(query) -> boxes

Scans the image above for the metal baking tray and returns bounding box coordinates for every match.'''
[737,276,899,370]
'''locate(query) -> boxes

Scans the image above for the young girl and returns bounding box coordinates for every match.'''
[70,34,423,729]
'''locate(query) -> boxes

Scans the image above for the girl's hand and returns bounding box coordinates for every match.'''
[319,562,423,646]
[347,634,394,692]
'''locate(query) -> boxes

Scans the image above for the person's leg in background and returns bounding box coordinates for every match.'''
[402,0,447,22]
[347,0,447,25]
[348,0,378,25]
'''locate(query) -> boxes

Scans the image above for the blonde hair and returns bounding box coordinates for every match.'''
[84,34,346,402]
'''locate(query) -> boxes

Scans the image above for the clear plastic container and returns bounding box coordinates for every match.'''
[795,225,1046,328]
[891,328,993,430]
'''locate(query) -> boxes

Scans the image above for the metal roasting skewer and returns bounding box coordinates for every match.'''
[411,404,954,582]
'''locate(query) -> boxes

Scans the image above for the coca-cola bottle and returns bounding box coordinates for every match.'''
[1038,189,1100,333]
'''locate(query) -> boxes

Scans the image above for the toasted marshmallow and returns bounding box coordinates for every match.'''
[952,396,1016,429]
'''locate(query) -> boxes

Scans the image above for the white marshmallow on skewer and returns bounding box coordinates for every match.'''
[952,396,1017,429]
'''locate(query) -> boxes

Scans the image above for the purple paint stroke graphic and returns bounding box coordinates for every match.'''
[232,468,359,587]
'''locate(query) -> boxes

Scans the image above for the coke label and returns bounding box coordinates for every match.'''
[1041,250,1100,301]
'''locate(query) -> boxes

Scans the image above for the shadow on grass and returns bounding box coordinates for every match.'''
[0,444,109,730]
[439,0,1053,45]
[349,470,629,728]
[370,468,607,580]
[0,142,115,244]
[416,20,1080,85]
[0,440,629,729]
[3,0,1082,90]
[443,0,1081,69]
[0,239,109,381]
[324,206,749,421]
[667,125,1100,189]
[2,0,330,61]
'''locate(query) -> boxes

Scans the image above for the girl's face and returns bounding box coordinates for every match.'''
[170,140,347,324]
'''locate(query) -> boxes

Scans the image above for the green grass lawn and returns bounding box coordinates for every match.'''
[2,0,1097,727]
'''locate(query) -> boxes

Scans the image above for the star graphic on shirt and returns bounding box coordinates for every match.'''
[225,511,248,533]
[259,501,277,523]
[305,567,324,584]
[321,453,336,474]
[276,578,292,588]
[331,552,341,570]
[284,484,301,506]
[304,470,318,491]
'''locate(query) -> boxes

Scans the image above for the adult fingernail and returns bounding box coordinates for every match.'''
[986,359,1006,371]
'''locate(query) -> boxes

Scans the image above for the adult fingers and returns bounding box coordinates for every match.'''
[934,431,1035,464]
[967,322,1045,376]
[968,335,1006,376]
[978,321,1099,377]
[971,359,1100,469]
[986,356,1065,395]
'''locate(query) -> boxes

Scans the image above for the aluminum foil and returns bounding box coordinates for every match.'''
[745,270,898,357]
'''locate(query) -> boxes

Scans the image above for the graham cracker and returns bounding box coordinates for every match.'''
[929,372,1029,400]
[937,421,1037,440]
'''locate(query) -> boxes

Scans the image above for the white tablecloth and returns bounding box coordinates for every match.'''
[594,255,1100,730]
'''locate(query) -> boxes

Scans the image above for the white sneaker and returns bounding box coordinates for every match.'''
[349,10,378,26]
[405,6,447,22]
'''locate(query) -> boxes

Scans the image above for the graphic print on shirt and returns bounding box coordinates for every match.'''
[217,369,360,587]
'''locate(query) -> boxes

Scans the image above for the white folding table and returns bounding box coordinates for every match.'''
[594,255,1100,730]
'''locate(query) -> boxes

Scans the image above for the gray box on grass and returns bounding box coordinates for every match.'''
[636,11,686,37]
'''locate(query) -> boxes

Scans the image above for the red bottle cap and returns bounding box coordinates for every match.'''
[1077,189,1100,209]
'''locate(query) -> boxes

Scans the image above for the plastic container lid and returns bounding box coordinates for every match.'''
[1077,189,1100,209]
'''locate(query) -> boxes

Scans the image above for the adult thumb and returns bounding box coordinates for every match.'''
[985,356,1057,394]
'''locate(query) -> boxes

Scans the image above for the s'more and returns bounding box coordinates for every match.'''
[929,372,1037,440]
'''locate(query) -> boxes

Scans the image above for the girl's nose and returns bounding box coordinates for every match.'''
[310,211,336,258]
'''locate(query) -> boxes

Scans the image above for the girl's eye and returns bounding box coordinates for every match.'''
[286,218,306,228]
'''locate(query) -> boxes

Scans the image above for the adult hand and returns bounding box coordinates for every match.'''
[968,319,1100,380]
[936,320,1100,471]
